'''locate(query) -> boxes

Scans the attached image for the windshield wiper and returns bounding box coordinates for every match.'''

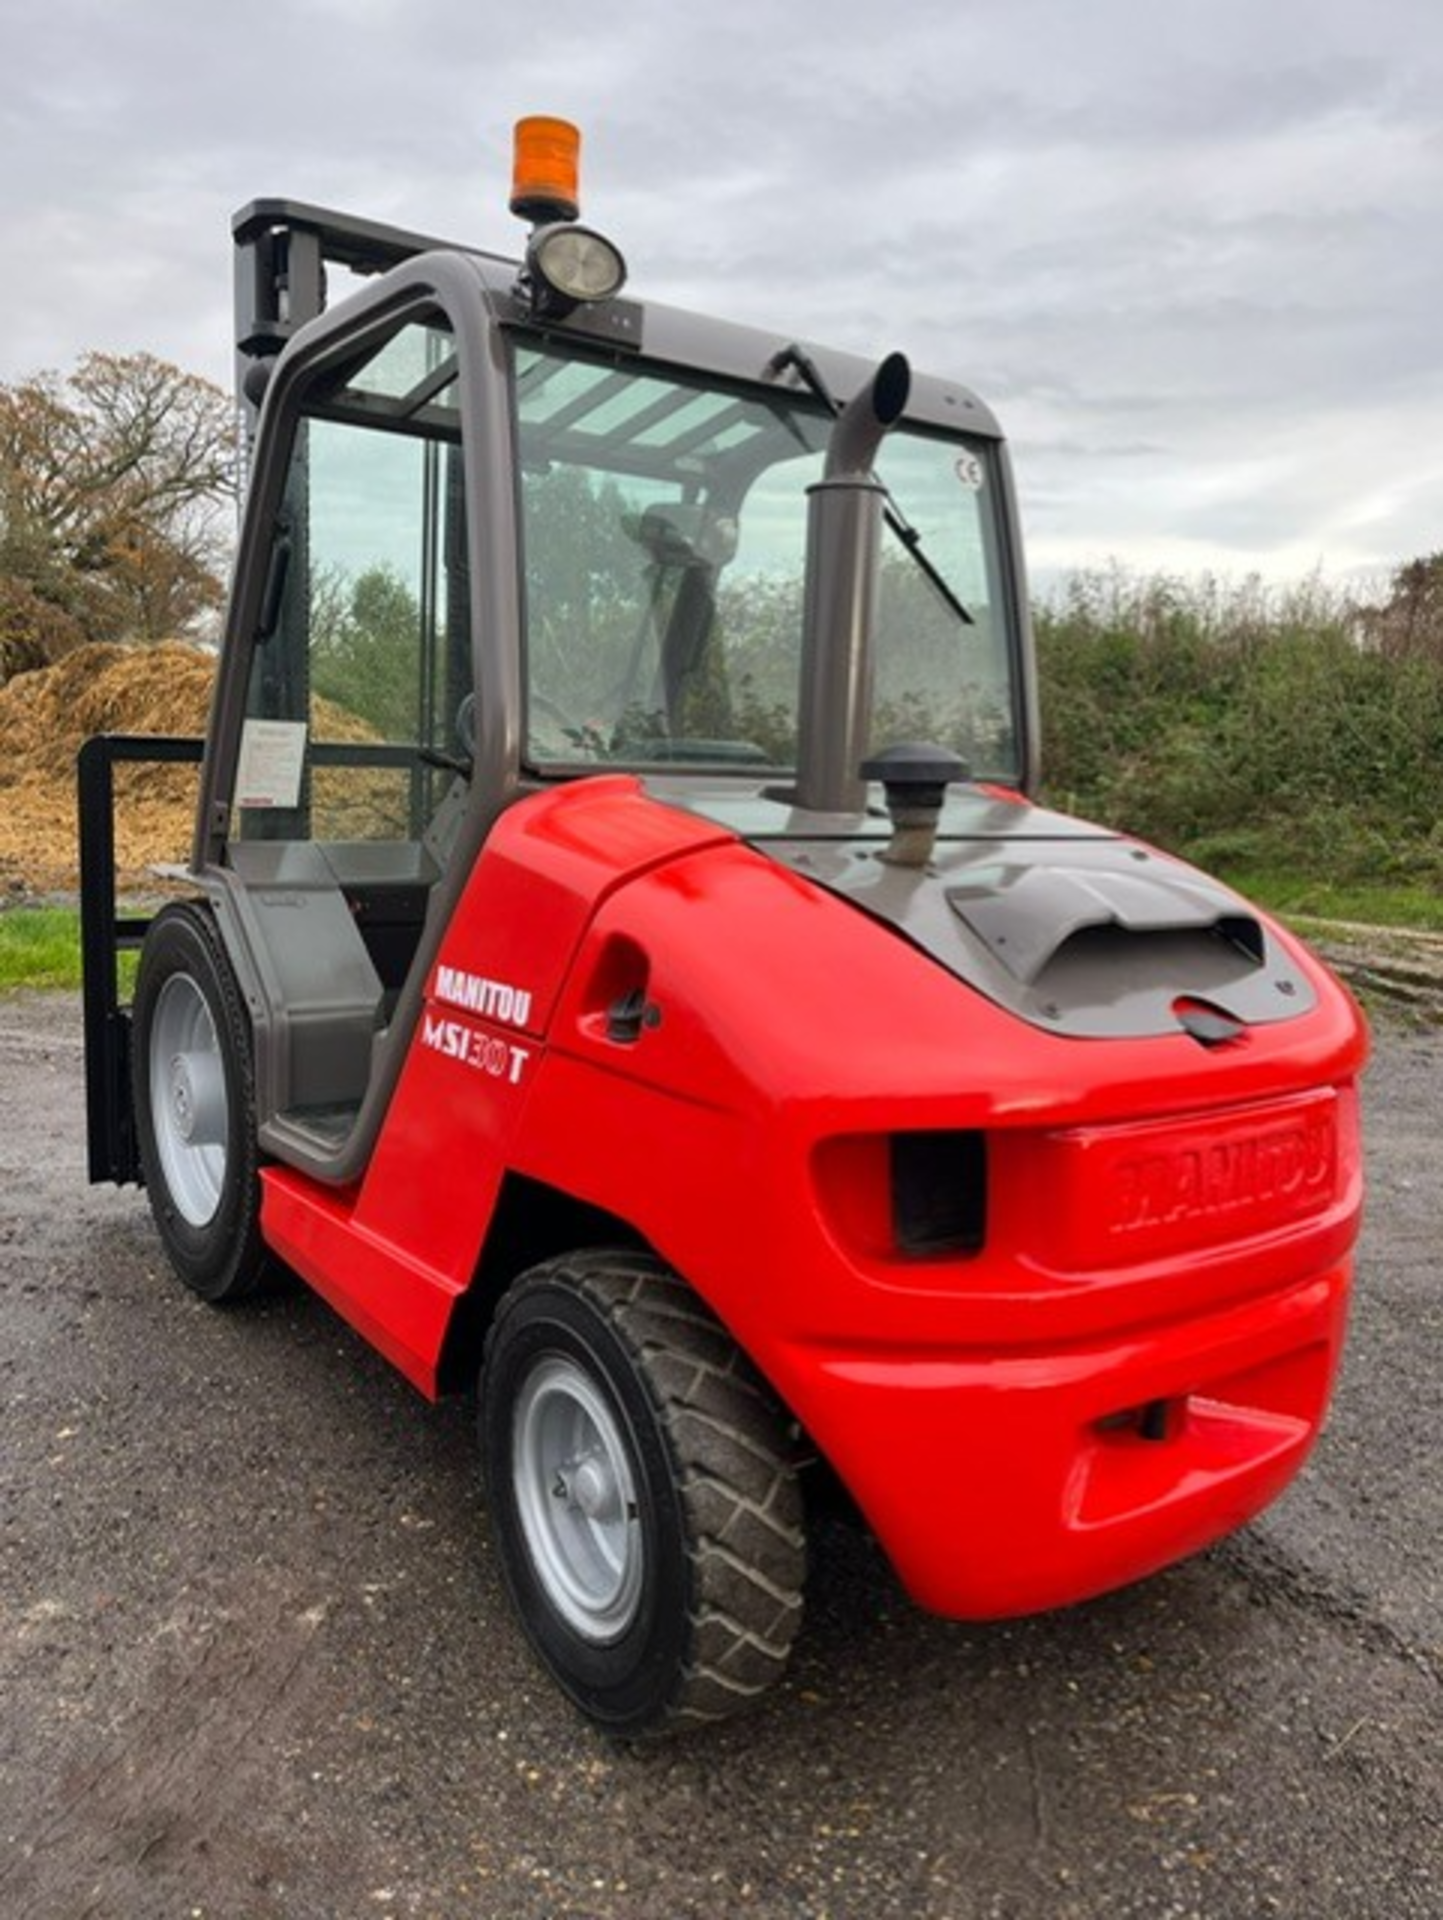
[765,344,975,627]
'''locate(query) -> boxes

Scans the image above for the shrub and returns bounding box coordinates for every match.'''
[0,575,88,686]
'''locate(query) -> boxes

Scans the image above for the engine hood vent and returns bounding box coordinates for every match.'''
[946,862,1265,986]
[760,824,1317,1040]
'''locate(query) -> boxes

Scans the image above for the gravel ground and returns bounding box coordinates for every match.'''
[0,992,1438,1920]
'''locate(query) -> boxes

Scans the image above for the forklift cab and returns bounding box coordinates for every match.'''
[192,205,1030,1184]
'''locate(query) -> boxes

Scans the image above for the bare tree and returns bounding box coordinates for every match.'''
[0,351,236,649]
[1357,552,1443,663]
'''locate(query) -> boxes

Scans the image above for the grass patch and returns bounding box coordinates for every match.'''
[0,906,83,990]
[1206,865,1443,933]
[0,905,146,994]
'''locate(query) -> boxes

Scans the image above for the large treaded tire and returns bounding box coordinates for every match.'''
[132,902,270,1304]
[481,1251,805,1737]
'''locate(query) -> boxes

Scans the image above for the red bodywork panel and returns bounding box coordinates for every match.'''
[261,778,1367,1620]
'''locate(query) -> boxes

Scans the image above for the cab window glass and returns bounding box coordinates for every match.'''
[237,316,471,843]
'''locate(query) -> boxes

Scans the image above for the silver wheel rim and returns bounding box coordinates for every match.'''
[512,1355,643,1643]
[149,973,229,1228]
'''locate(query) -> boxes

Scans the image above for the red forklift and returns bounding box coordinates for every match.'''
[79,118,1366,1735]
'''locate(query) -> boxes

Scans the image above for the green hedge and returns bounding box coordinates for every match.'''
[1036,567,1443,896]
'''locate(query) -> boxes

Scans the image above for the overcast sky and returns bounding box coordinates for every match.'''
[3,0,1440,590]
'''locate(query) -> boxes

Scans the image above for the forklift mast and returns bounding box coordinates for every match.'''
[231,200,499,444]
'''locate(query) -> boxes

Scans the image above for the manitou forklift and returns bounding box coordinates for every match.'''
[80,119,1366,1736]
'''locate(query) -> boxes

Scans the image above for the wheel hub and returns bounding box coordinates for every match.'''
[168,1050,226,1147]
[554,1451,621,1522]
[149,973,229,1228]
[513,1356,643,1643]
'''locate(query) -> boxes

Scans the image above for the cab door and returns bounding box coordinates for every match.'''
[193,268,523,1183]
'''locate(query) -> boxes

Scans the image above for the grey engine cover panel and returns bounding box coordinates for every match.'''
[760,815,1316,1040]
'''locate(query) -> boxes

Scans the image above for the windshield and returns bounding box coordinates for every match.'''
[515,343,1021,782]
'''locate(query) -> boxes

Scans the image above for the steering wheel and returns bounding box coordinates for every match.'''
[529,689,607,757]
[418,692,477,779]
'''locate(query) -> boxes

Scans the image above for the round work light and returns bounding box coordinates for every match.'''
[527,222,628,312]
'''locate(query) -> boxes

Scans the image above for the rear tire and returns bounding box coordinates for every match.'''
[133,902,269,1303]
[481,1251,805,1736]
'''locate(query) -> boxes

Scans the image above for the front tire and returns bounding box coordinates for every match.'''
[481,1252,805,1736]
[132,902,269,1303]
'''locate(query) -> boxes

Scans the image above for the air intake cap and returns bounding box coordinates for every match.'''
[861,742,969,866]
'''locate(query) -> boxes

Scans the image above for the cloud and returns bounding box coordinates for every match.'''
[2,0,1441,579]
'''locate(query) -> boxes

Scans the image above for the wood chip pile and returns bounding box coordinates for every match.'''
[0,642,216,896]
[1,641,402,897]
